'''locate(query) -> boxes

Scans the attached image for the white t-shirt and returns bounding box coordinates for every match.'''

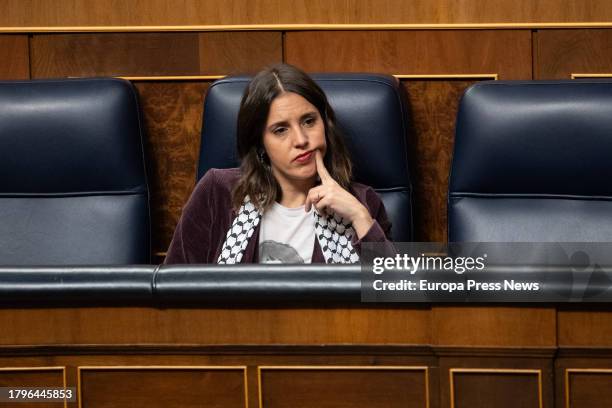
[258,202,316,263]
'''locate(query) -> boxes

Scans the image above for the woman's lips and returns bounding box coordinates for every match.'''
[294,150,314,163]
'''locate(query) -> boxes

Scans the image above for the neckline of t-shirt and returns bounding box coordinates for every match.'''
[271,201,313,217]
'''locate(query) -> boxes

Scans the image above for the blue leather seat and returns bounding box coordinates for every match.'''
[198,74,413,241]
[449,80,612,242]
[0,78,150,264]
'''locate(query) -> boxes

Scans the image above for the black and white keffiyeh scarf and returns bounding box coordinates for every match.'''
[217,197,360,264]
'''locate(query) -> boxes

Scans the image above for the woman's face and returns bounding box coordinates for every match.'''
[262,91,327,187]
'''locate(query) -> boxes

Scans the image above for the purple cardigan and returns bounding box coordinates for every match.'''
[164,168,392,264]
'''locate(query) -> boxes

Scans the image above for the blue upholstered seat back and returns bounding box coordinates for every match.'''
[0,78,150,264]
[198,74,413,241]
[449,80,612,242]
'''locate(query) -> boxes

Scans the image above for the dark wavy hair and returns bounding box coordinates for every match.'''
[232,63,353,210]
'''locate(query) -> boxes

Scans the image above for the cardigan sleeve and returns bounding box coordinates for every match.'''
[164,170,219,264]
[351,186,395,256]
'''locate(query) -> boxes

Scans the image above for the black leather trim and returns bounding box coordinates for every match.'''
[154,264,361,303]
[0,265,363,305]
[0,266,155,304]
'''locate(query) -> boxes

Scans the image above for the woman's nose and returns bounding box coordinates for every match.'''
[293,126,308,147]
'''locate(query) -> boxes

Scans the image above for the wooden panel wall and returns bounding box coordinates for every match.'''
[0,343,586,408]
[535,29,612,79]
[449,370,541,408]
[135,81,208,253]
[31,33,202,77]
[565,370,612,408]
[285,31,531,78]
[0,349,607,408]
[79,367,246,408]
[0,35,29,79]
[259,367,427,408]
[3,0,612,26]
[0,367,65,408]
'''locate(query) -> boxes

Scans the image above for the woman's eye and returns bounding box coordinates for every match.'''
[273,127,287,135]
[303,117,316,127]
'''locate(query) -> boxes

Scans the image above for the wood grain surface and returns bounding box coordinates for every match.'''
[557,308,612,347]
[30,32,281,78]
[285,30,532,79]
[0,368,64,408]
[31,33,201,77]
[451,371,541,408]
[0,339,604,408]
[0,353,438,408]
[198,32,282,75]
[134,81,208,256]
[0,35,29,79]
[439,356,553,408]
[535,29,612,79]
[566,371,612,408]
[432,306,556,347]
[2,0,612,26]
[80,368,246,408]
[0,307,431,345]
[404,80,476,242]
[260,368,427,408]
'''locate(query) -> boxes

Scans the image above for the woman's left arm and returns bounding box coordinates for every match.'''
[351,187,392,247]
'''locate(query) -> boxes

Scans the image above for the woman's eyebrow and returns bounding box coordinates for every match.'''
[267,120,289,130]
[267,111,318,129]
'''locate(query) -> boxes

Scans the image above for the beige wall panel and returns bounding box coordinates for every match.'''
[80,368,246,408]
[535,29,612,79]
[134,81,208,257]
[260,368,427,408]
[31,33,201,77]
[0,35,29,79]
[198,31,282,75]
[285,30,531,79]
[3,0,612,26]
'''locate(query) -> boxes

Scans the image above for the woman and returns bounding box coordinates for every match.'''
[165,63,392,264]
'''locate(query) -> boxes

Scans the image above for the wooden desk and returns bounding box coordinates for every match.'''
[1,305,611,408]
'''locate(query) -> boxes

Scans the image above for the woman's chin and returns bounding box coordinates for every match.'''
[285,169,317,183]
[296,167,317,180]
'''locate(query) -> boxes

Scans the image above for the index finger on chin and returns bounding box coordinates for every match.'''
[315,149,332,183]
